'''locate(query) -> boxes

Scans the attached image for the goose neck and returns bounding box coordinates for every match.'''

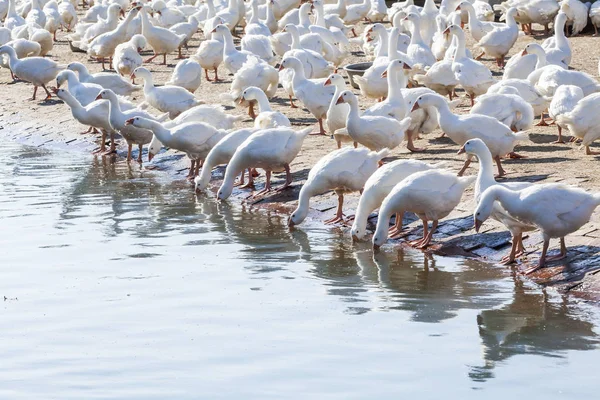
[473,150,496,199]
[408,19,423,45]
[375,30,389,58]
[387,69,405,100]
[222,30,236,53]
[314,4,326,27]
[253,92,271,113]
[145,120,170,142]
[452,30,466,59]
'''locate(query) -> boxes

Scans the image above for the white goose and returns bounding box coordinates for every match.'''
[0,45,64,100]
[95,88,157,159]
[212,24,255,74]
[132,67,202,119]
[555,93,600,155]
[477,7,519,68]
[56,70,106,107]
[541,12,572,66]
[338,90,414,152]
[127,117,227,178]
[113,34,146,82]
[139,5,186,63]
[165,58,202,93]
[193,16,225,81]
[475,183,600,270]
[288,147,389,226]
[67,62,140,96]
[240,86,290,129]
[488,78,550,123]
[195,127,258,192]
[363,59,410,121]
[471,86,534,132]
[54,87,114,146]
[351,159,446,241]
[458,139,535,264]
[217,127,312,200]
[323,73,352,148]
[402,12,436,69]
[548,84,583,143]
[412,93,529,176]
[279,56,335,135]
[0,39,41,80]
[372,170,475,249]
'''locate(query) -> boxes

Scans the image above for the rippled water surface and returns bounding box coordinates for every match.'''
[1,141,599,399]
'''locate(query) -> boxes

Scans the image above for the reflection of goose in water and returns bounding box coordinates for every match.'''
[470,276,600,382]
[55,156,206,242]
[359,250,506,323]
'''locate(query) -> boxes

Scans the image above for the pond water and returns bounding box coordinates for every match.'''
[0,140,599,399]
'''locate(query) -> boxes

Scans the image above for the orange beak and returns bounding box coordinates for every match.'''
[381,70,387,78]
[336,95,344,105]
[131,73,136,79]
[125,118,135,125]
[95,94,102,100]
[411,103,420,112]
[521,49,528,56]
[238,97,245,105]
[404,63,411,70]
[278,64,284,71]
[456,5,461,11]
[373,244,380,251]
[211,28,217,33]
[457,145,466,155]
[148,152,154,162]
[323,78,332,86]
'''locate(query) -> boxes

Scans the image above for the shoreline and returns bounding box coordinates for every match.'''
[2,21,600,301]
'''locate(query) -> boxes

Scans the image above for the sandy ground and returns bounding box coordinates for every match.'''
[2,15,600,298]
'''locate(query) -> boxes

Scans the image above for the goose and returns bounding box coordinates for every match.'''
[548,85,583,143]
[412,93,529,176]
[270,5,313,56]
[458,139,536,264]
[0,45,63,101]
[351,159,446,241]
[324,0,347,18]
[474,183,600,270]
[591,1,600,35]
[139,5,186,63]
[288,147,389,226]
[343,0,371,34]
[402,12,436,69]
[165,58,202,93]
[5,0,25,30]
[169,15,200,49]
[471,86,534,132]
[132,67,202,119]
[499,0,559,35]
[163,105,244,130]
[54,87,114,143]
[43,1,63,41]
[216,0,241,30]
[58,0,77,31]
[112,34,146,82]
[95,88,157,158]
[531,65,600,98]
[281,24,333,77]
[87,7,140,70]
[277,2,311,31]
[25,0,45,28]
[18,24,53,57]
[555,93,600,155]
[414,58,459,100]
[560,0,590,36]
[338,90,415,152]
[372,170,476,249]
[152,0,186,28]
[446,24,494,105]
[195,127,258,191]
[245,0,272,36]
[488,79,550,123]
[278,56,335,136]
[474,0,495,21]
[222,56,278,118]
[127,116,227,177]
[323,73,352,148]
[67,62,141,96]
[240,86,290,129]
[80,4,122,46]
[540,12,572,66]
[456,1,501,42]
[211,24,256,74]
[502,45,538,80]
[354,24,402,100]
[523,36,570,70]
[217,127,312,200]
[240,32,277,66]
[0,39,41,80]
[56,70,107,107]
[477,7,519,68]
[193,16,224,81]
[362,59,410,121]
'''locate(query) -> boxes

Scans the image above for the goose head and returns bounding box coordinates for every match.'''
[124,117,139,126]
[381,59,411,78]
[402,12,420,24]
[473,196,494,233]
[457,138,487,157]
[66,61,85,73]
[335,90,355,105]
[443,24,462,40]
[455,1,471,12]
[131,66,151,82]
[521,43,544,57]
[55,70,75,88]
[278,56,302,71]
[52,87,67,99]
[240,86,260,103]
[95,89,115,101]
[211,24,230,36]
[131,34,147,52]
[323,73,344,88]
[372,233,384,251]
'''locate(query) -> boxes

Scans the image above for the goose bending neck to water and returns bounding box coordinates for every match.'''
[475,183,600,272]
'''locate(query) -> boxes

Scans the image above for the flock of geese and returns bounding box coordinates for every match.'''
[3,0,600,271]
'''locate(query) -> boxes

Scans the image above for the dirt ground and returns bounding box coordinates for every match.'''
[2,14,600,298]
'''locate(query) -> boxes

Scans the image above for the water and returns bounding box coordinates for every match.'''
[0,140,599,399]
